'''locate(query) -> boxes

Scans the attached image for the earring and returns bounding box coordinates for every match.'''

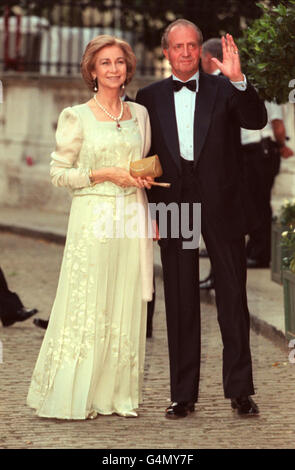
[93,77,98,92]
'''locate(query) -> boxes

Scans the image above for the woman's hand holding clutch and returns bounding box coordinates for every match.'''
[138,176,154,189]
[89,167,153,189]
[109,167,152,189]
[129,155,171,188]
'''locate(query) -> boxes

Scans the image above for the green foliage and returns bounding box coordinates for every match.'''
[280,198,295,273]
[279,199,295,227]
[281,229,295,273]
[238,1,295,103]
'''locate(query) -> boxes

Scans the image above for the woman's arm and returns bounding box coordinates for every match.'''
[90,166,147,189]
[50,107,91,189]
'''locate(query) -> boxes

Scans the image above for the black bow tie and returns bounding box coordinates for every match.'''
[173,79,197,92]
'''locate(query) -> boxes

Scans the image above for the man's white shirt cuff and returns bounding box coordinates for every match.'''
[230,74,247,91]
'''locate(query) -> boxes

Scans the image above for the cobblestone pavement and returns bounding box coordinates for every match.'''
[1,232,295,449]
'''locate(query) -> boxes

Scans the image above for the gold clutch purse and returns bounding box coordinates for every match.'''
[130,154,163,178]
[129,155,170,188]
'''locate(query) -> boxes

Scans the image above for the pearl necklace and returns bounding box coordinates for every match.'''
[93,94,124,131]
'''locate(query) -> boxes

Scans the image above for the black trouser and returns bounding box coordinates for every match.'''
[147,277,155,329]
[160,158,254,402]
[0,267,23,320]
[243,139,281,264]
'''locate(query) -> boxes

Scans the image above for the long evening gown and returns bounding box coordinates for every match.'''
[27,103,148,419]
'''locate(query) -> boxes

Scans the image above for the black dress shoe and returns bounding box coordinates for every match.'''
[33,318,49,330]
[246,258,269,269]
[17,307,38,320]
[1,307,38,327]
[199,274,215,290]
[231,396,259,415]
[165,401,195,419]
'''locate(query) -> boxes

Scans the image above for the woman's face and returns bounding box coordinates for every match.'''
[92,45,127,92]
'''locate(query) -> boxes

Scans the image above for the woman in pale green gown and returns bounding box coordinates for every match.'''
[27,35,154,420]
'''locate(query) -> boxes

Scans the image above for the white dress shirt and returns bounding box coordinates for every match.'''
[173,71,247,161]
[241,101,283,145]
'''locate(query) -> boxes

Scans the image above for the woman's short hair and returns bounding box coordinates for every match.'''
[161,19,203,50]
[81,35,136,91]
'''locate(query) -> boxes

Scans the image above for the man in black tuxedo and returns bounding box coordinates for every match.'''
[136,19,267,418]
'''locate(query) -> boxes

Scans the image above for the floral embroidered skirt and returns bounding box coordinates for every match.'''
[27,193,147,419]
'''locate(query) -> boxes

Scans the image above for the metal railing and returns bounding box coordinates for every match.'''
[0,0,179,77]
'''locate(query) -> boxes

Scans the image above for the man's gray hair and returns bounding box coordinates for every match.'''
[202,38,223,61]
[161,19,203,50]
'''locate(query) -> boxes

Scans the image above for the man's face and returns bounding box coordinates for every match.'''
[163,25,202,81]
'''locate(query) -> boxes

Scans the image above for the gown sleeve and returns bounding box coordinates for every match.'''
[50,107,91,189]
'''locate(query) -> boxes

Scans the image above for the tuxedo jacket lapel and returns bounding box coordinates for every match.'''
[155,77,181,171]
[194,72,219,165]
[154,73,219,170]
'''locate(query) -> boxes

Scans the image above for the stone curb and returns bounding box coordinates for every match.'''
[0,224,66,245]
